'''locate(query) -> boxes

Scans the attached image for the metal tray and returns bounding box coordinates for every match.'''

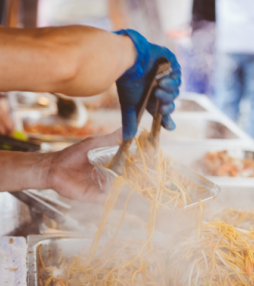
[88,110,251,143]
[162,117,238,140]
[27,231,167,286]
[27,235,94,286]
[161,143,254,187]
[175,93,215,113]
[175,98,206,112]
[14,109,95,142]
[142,114,248,143]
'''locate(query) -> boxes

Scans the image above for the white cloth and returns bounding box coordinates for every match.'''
[0,237,27,286]
[216,0,254,53]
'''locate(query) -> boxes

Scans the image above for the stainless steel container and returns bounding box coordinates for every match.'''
[161,143,254,187]
[27,231,168,286]
[27,234,94,286]
[175,93,220,114]
[14,109,89,142]
[88,111,251,144]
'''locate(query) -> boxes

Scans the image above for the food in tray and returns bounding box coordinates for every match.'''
[169,221,254,286]
[200,150,254,177]
[37,130,202,286]
[36,131,219,286]
[24,121,107,138]
[38,238,167,286]
[208,208,254,230]
[107,130,194,209]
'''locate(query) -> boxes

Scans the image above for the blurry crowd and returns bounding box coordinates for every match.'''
[184,0,254,138]
[1,0,254,138]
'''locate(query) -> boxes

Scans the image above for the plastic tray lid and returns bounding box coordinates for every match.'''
[88,145,220,234]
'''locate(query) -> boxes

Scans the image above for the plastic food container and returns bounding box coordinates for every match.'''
[88,145,220,234]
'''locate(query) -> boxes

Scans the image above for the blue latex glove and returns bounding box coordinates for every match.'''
[115,29,181,141]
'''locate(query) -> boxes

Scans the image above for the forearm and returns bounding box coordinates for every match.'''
[0,151,52,192]
[0,26,136,96]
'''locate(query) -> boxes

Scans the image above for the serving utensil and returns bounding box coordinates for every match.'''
[110,58,171,175]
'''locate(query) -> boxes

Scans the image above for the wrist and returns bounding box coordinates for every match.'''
[0,151,53,192]
[113,32,136,81]
[114,29,150,83]
[30,152,54,190]
[20,152,53,191]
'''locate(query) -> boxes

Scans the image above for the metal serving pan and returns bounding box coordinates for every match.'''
[13,92,252,143]
[161,143,254,187]
[27,231,168,286]
[175,98,206,112]
[174,92,217,113]
[88,110,251,143]
[27,183,254,286]
[143,114,250,143]
[27,234,95,286]
[14,108,94,143]
[162,117,238,141]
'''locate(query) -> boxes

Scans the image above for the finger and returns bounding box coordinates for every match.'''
[121,105,138,141]
[157,76,181,92]
[154,88,179,104]
[159,102,175,116]
[161,114,176,130]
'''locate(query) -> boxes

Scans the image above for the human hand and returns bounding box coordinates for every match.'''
[0,107,14,136]
[46,129,122,204]
[114,29,181,140]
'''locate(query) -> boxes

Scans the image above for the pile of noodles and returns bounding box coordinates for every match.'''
[169,221,254,286]
[39,130,192,286]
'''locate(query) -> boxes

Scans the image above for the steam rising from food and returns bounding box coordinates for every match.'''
[38,130,195,286]
[38,131,254,286]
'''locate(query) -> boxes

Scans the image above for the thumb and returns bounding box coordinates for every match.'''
[121,105,138,141]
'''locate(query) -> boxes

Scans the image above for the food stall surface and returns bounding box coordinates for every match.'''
[0,236,27,286]
[0,192,31,236]
[2,92,254,285]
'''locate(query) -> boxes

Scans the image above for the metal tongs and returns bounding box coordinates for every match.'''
[110,58,172,175]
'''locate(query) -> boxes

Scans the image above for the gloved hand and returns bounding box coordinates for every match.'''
[115,29,181,141]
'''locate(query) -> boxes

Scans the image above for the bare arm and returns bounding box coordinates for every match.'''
[0,26,136,96]
[0,129,122,204]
